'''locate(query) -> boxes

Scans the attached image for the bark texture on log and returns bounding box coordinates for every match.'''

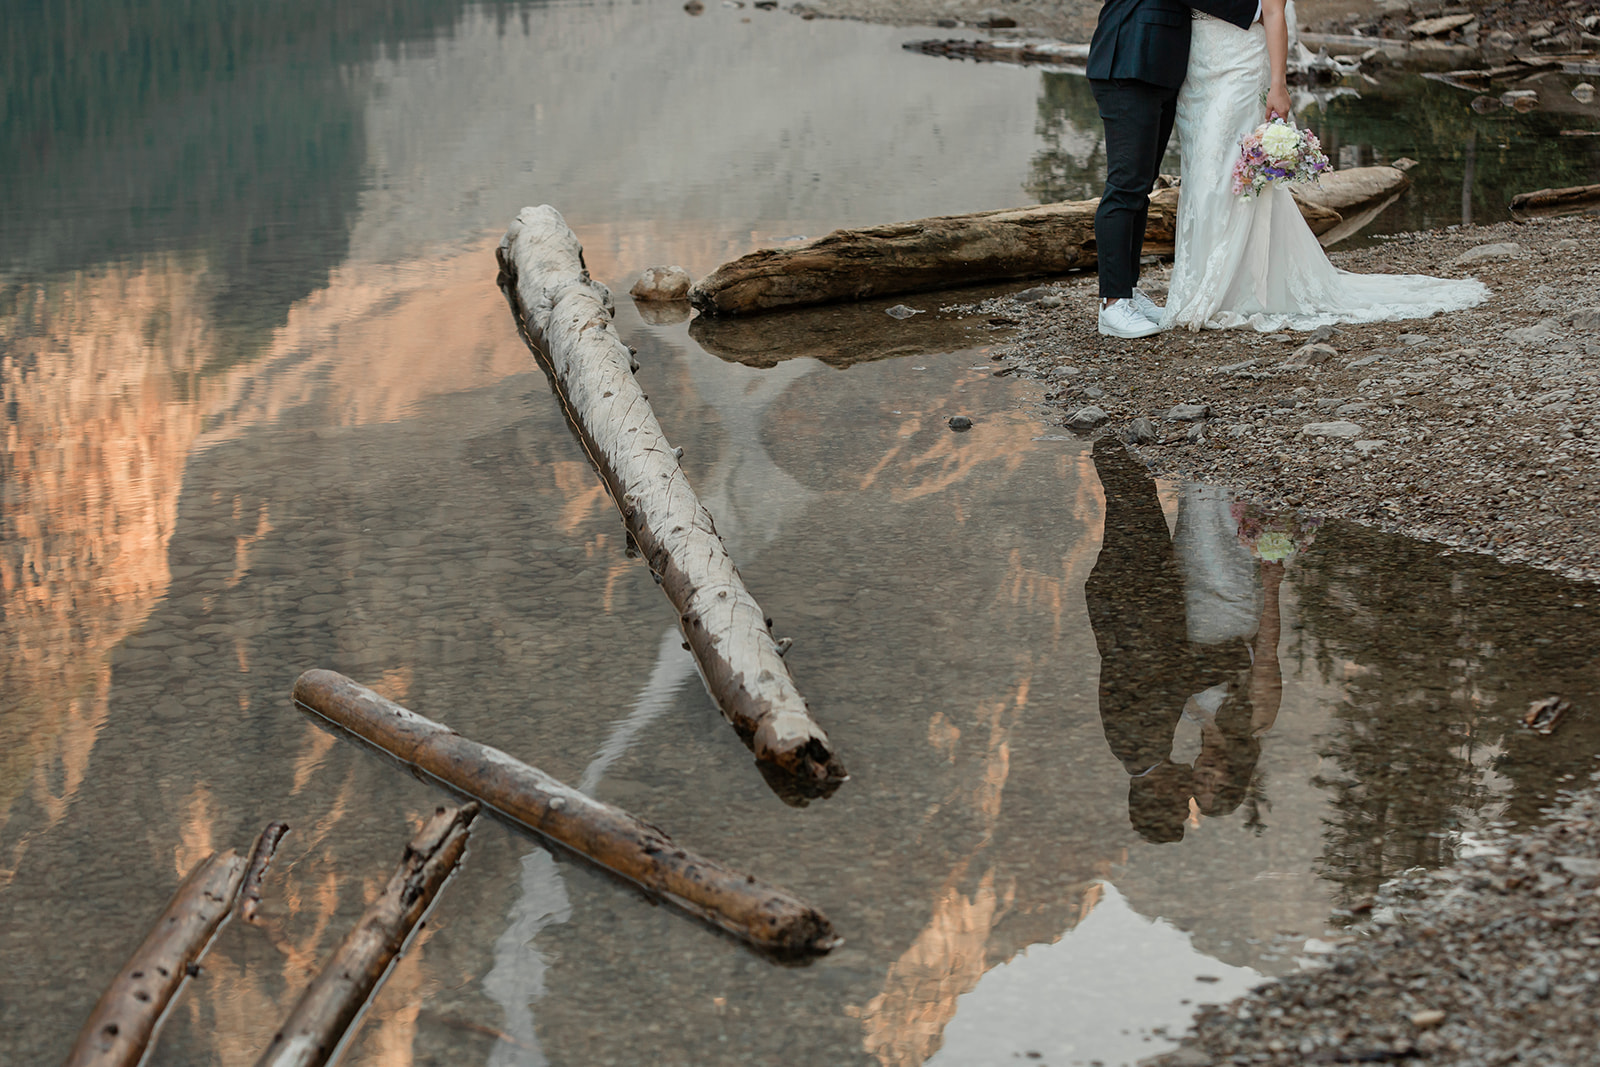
[497,205,843,788]
[238,822,291,923]
[293,669,842,956]
[65,851,247,1067]
[688,191,1341,315]
[255,804,478,1067]
[1510,182,1600,212]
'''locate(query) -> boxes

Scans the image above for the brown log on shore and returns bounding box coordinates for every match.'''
[687,190,1341,316]
[238,821,291,923]
[254,804,478,1067]
[65,851,248,1067]
[1510,182,1600,215]
[497,205,844,789]
[292,669,842,956]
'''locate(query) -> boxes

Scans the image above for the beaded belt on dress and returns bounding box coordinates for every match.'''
[1192,9,1220,19]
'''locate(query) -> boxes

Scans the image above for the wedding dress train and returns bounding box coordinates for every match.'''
[1163,6,1489,332]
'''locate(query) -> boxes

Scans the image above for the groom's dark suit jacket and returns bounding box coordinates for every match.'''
[1087,0,1258,90]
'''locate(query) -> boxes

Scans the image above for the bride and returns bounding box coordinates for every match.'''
[1162,0,1489,331]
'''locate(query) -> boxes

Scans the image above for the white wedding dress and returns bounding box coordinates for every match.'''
[1163,5,1489,332]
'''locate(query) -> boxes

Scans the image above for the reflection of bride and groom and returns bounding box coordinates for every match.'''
[1087,440,1321,843]
[1088,0,1488,337]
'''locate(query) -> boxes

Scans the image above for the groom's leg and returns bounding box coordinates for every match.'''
[1092,78,1179,300]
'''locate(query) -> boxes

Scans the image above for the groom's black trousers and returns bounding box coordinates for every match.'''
[1090,78,1179,300]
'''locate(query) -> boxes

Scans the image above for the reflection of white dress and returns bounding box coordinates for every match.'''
[1164,6,1489,332]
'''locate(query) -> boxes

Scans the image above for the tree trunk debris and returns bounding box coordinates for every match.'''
[1509,182,1600,216]
[292,668,842,957]
[688,191,1341,315]
[65,850,248,1067]
[497,204,844,789]
[238,821,291,923]
[254,804,478,1067]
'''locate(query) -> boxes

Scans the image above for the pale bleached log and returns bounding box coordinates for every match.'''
[255,804,478,1067]
[293,669,841,956]
[688,190,1340,315]
[65,851,248,1067]
[497,204,844,787]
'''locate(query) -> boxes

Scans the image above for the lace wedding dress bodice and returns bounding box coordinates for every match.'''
[1163,5,1488,331]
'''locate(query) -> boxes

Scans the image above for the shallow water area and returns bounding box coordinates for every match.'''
[5,1,1600,1065]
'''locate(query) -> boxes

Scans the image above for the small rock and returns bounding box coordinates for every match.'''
[1507,317,1559,344]
[948,415,973,432]
[1310,324,1337,342]
[684,0,705,13]
[1572,308,1600,332]
[1053,365,1081,378]
[978,10,1016,28]
[885,304,923,319]
[1301,420,1363,438]
[1348,353,1384,368]
[1066,406,1108,433]
[1397,333,1431,346]
[1556,856,1600,877]
[1354,439,1388,456]
[1453,242,1526,265]
[1013,286,1058,303]
[1083,385,1106,400]
[1289,342,1338,365]
[1575,83,1596,104]
[1390,157,1418,172]
[1472,94,1502,113]
[630,265,692,302]
[1411,1009,1447,1030]
[1126,416,1159,444]
[1483,28,1518,50]
[1186,422,1206,443]
[1163,1048,1213,1067]
[1337,401,1373,416]
[1166,403,1211,421]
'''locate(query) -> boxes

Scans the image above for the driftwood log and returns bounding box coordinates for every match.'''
[255,804,478,1067]
[1510,182,1600,215]
[688,191,1341,315]
[293,669,842,956]
[65,851,248,1067]
[497,205,844,788]
[238,821,290,923]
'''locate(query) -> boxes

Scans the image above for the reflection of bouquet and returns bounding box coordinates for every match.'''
[1231,118,1330,199]
[1232,501,1322,563]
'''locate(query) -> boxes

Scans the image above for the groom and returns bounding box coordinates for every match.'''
[1088,0,1259,338]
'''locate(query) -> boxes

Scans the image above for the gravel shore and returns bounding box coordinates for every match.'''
[1141,774,1600,1067]
[961,214,1600,584]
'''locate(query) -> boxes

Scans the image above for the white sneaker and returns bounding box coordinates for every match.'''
[1098,299,1162,339]
[1129,288,1164,324]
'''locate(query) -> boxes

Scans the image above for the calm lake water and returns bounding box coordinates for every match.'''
[4,2,1600,1065]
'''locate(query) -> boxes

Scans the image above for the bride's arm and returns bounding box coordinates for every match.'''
[1262,0,1291,121]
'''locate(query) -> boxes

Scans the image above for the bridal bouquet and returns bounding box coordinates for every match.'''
[1231,501,1321,563]
[1231,118,1330,199]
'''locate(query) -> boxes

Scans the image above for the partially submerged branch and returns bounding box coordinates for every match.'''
[293,669,842,957]
[496,204,844,788]
[65,851,248,1067]
[238,821,291,924]
[688,192,1340,315]
[254,804,478,1067]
